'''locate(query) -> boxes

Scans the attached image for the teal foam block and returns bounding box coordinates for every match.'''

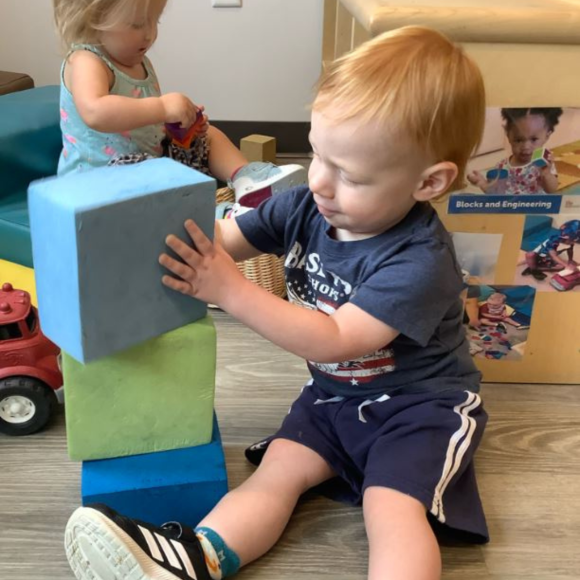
[0,86,61,267]
[82,414,228,528]
[64,317,216,461]
[28,158,215,363]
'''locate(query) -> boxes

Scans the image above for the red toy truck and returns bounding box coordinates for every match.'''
[0,283,62,435]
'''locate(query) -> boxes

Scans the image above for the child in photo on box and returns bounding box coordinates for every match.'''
[523,219,580,281]
[64,26,489,580]
[468,107,563,195]
[478,292,527,331]
[52,0,306,206]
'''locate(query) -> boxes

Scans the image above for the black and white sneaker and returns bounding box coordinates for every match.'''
[65,504,212,580]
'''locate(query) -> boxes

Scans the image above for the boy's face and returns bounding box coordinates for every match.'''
[308,108,431,241]
[487,293,506,306]
[507,114,552,166]
[100,0,167,68]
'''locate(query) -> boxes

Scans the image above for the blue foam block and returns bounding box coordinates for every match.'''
[82,414,228,527]
[28,158,215,362]
[0,86,61,267]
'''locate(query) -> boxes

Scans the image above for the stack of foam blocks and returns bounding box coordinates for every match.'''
[28,158,228,526]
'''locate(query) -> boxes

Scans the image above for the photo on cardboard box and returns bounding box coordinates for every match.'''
[514,214,580,292]
[463,285,536,362]
[452,232,502,285]
[448,107,580,214]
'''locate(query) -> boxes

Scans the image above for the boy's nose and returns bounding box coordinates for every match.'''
[308,163,333,198]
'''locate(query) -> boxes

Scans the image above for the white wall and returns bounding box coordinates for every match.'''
[0,0,323,122]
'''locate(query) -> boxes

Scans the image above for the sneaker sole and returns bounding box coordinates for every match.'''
[65,507,181,580]
[236,167,308,205]
[268,167,308,195]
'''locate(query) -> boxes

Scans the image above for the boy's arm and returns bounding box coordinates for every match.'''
[548,246,575,267]
[215,219,264,262]
[161,220,399,363]
[67,50,196,132]
[227,283,400,362]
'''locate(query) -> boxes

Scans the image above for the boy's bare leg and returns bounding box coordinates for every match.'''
[206,125,248,182]
[198,438,335,566]
[364,487,441,580]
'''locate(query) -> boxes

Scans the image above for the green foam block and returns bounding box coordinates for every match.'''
[64,317,216,461]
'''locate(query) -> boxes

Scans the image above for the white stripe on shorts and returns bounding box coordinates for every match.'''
[430,391,482,523]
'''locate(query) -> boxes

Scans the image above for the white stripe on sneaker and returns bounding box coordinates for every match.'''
[155,533,183,570]
[138,525,164,562]
[172,539,198,579]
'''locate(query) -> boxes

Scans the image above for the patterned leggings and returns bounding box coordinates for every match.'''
[108,135,211,175]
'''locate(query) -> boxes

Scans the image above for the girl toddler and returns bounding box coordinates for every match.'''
[53,0,306,205]
[468,107,563,195]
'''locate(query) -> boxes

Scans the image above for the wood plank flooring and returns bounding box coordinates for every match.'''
[1,310,579,579]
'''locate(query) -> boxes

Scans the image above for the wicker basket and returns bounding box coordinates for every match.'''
[216,187,287,299]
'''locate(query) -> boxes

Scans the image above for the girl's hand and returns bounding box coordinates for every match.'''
[539,150,560,193]
[160,93,197,128]
[540,150,555,174]
[467,170,487,189]
[159,219,245,307]
[196,105,210,135]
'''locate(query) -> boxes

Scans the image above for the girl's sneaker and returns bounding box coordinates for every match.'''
[65,504,212,580]
[215,202,253,220]
[215,201,234,220]
[229,162,307,207]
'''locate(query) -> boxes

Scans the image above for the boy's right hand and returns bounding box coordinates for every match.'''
[161,93,198,128]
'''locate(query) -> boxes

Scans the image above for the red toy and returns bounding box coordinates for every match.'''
[550,268,580,291]
[0,283,62,435]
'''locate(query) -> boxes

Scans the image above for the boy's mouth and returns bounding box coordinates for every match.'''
[316,204,336,217]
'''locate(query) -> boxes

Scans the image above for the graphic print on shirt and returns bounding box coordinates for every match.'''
[284,241,395,387]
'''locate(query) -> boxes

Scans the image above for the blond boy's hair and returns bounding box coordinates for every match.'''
[53,0,157,48]
[314,26,485,192]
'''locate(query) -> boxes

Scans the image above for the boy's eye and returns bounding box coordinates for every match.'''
[341,173,361,185]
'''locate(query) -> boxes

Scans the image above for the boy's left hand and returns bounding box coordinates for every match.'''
[160,220,244,306]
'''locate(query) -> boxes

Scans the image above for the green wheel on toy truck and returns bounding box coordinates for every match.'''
[0,377,56,436]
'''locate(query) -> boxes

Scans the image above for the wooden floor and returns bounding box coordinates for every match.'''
[1,309,579,580]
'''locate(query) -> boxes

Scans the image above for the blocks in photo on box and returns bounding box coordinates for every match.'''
[82,414,228,528]
[28,158,215,363]
[64,317,216,461]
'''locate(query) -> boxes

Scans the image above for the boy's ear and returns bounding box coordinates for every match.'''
[413,162,458,202]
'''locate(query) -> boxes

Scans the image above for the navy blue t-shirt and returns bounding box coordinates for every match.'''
[236,186,481,397]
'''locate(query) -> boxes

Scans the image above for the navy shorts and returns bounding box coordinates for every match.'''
[245,381,489,543]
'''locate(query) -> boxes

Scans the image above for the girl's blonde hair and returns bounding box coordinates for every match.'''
[53,0,155,48]
[314,26,486,192]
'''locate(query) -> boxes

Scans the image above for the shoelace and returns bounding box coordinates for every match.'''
[160,521,186,540]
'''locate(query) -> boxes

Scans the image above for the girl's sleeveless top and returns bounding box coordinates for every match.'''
[57,44,166,176]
